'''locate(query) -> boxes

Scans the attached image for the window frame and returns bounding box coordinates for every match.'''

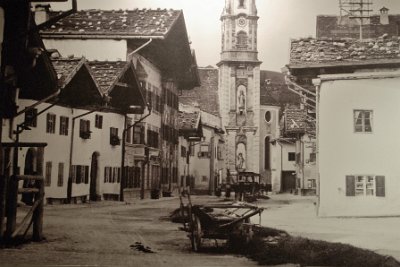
[59,116,69,136]
[346,175,385,197]
[46,113,56,134]
[353,109,373,133]
[95,114,103,129]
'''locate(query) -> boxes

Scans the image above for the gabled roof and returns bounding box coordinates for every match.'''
[178,111,200,131]
[288,37,400,69]
[179,67,220,116]
[88,61,127,94]
[41,9,181,38]
[88,60,146,112]
[178,111,203,138]
[51,57,103,107]
[52,57,86,87]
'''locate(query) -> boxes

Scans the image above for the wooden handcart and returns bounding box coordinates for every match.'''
[179,191,263,251]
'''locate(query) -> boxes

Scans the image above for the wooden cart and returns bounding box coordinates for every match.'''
[179,192,263,251]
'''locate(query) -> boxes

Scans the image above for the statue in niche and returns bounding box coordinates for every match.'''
[237,85,246,115]
[236,143,246,170]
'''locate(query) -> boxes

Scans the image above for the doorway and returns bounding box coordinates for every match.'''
[89,152,99,201]
[281,171,296,193]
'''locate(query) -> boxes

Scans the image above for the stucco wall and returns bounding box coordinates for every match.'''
[44,39,127,61]
[318,75,400,216]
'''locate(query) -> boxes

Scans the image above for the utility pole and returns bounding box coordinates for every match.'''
[339,0,373,41]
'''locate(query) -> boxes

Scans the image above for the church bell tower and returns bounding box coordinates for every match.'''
[218,0,261,178]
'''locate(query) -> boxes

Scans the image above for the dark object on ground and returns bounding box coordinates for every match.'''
[215,187,222,197]
[150,189,160,199]
[130,242,155,253]
[162,191,172,197]
[170,206,189,223]
[230,226,400,267]
[225,188,231,198]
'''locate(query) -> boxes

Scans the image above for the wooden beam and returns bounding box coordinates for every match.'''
[18,188,40,194]
[11,198,42,239]
[16,175,44,181]
[1,142,47,148]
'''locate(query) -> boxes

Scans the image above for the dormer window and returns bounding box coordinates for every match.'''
[239,0,245,8]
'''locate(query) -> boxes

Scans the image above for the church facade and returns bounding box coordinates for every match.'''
[218,0,262,181]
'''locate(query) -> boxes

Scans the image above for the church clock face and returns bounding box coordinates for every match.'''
[237,17,247,27]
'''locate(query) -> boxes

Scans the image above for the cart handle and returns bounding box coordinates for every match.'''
[217,208,264,228]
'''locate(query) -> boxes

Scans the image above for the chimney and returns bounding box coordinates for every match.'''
[380,7,389,25]
[34,4,50,25]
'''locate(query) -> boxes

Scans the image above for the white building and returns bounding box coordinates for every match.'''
[287,37,400,216]
[38,7,199,199]
[180,67,225,194]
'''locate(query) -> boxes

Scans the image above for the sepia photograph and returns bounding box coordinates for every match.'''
[1,0,400,266]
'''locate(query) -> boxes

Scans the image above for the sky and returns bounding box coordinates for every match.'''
[49,0,400,72]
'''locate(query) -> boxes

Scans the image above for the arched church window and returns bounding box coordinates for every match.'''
[239,0,245,8]
[236,31,248,49]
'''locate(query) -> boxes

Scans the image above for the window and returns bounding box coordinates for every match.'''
[133,123,145,144]
[236,31,248,49]
[238,0,245,8]
[346,175,385,197]
[202,176,208,182]
[307,179,316,189]
[59,116,69,136]
[288,152,296,161]
[71,165,89,184]
[110,127,120,146]
[354,110,373,133]
[25,108,37,127]
[58,163,64,187]
[95,114,103,129]
[45,161,52,186]
[46,113,56,134]
[181,146,187,158]
[265,111,272,123]
[309,153,316,163]
[198,145,210,158]
[79,119,91,139]
[104,167,121,183]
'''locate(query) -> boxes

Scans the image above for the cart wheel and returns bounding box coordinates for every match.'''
[190,214,202,252]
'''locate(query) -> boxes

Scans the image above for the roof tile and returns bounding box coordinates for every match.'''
[289,37,400,67]
[42,9,181,37]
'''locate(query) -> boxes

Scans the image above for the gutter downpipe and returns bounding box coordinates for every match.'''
[120,109,151,202]
[67,109,97,203]
[313,78,321,216]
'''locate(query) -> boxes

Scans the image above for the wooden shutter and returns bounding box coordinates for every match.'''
[84,166,89,184]
[376,176,385,197]
[345,175,355,196]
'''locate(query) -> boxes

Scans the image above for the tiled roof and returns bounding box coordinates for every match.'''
[178,111,200,131]
[289,37,400,67]
[88,61,127,93]
[41,9,181,37]
[284,109,307,134]
[260,70,300,106]
[51,57,85,88]
[179,67,220,117]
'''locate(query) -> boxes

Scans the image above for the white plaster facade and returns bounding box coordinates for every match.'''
[2,100,126,203]
[316,71,400,217]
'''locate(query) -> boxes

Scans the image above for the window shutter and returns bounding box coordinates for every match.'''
[376,176,385,197]
[85,166,89,184]
[346,175,355,196]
